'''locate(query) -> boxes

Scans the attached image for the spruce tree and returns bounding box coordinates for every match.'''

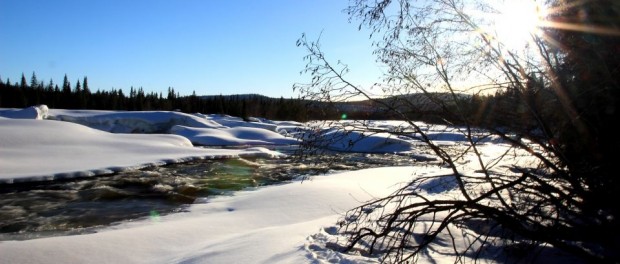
[82,77,90,108]
[75,80,81,93]
[47,79,54,92]
[62,74,71,94]
[82,77,90,94]
[20,73,27,89]
[30,72,38,88]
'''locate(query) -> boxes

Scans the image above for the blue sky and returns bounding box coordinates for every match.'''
[0,0,381,98]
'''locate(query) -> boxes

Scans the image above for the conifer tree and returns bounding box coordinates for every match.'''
[20,73,27,89]
[75,80,81,93]
[47,79,54,92]
[30,72,38,88]
[82,77,90,94]
[62,74,71,94]
[167,87,175,100]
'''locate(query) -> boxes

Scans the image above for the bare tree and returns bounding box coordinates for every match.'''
[295,0,620,262]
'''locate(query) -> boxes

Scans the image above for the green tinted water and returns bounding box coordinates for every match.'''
[0,151,423,240]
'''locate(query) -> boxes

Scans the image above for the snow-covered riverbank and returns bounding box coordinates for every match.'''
[0,106,578,263]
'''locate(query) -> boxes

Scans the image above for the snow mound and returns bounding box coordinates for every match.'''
[203,114,279,131]
[170,125,300,146]
[47,109,226,133]
[301,128,415,154]
[0,105,48,119]
[0,119,283,183]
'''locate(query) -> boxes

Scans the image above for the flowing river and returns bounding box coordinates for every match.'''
[0,147,431,241]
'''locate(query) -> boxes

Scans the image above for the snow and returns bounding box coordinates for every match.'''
[0,106,573,263]
[47,109,226,133]
[289,124,416,154]
[170,125,300,146]
[0,167,418,264]
[0,105,49,119]
[0,118,284,183]
[316,128,415,153]
[206,115,279,131]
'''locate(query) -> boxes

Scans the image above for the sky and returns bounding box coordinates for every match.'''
[0,0,381,98]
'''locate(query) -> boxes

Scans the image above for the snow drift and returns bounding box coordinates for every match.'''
[0,118,283,183]
[170,125,300,146]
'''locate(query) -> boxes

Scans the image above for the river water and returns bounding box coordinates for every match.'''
[0,147,432,241]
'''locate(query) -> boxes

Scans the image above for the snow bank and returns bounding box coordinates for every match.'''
[47,109,226,133]
[0,119,284,183]
[0,105,48,119]
[205,114,279,131]
[45,109,301,144]
[2,165,573,263]
[297,127,415,154]
[170,125,300,146]
[0,167,417,264]
[0,107,577,263]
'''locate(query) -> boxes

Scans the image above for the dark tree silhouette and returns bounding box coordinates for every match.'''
[30,72,38,88]
[20,73,27,90]
[1,72,314,121]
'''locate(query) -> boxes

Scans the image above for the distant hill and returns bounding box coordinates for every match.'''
[325,92,470,112]
[198,94,274,101]
[293,92,472,121]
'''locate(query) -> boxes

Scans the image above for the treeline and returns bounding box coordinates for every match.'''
[0,72,308,121]
[0,72,559,126]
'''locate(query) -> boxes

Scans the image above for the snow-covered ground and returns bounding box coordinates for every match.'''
[0,118,285,183]
[0,106,573,263]
[1,166,422,264]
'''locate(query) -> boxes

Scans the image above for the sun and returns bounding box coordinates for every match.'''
[492,0,547,49]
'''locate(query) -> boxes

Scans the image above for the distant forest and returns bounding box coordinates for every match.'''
[0,72,544,126]
[0,72,309,121]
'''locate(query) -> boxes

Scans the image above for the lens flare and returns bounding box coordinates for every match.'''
[150,210,161,222]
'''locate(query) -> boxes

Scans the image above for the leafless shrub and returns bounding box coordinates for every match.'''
[295,0,620,262]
